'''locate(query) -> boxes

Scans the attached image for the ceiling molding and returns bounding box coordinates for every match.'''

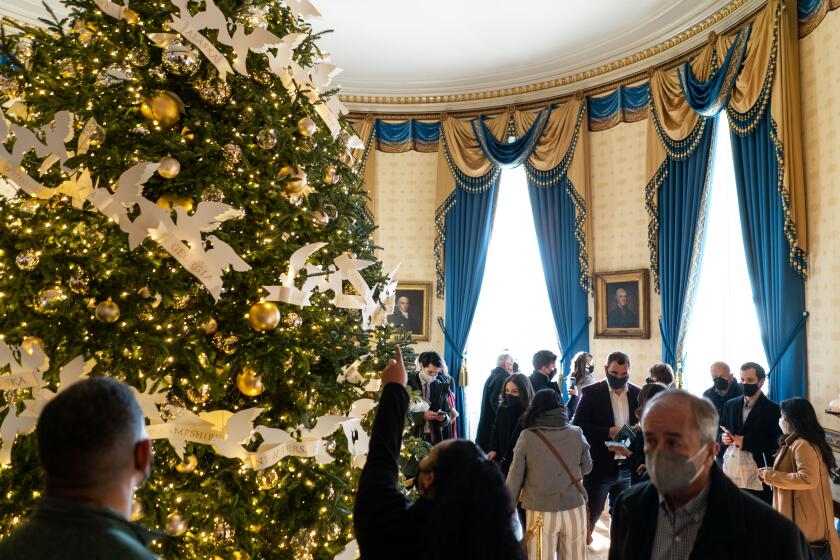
[341,0,765,114]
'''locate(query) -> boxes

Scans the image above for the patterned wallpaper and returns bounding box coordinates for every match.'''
[799,9,840,428]
[588,120,664,386]
[373,150,445,355]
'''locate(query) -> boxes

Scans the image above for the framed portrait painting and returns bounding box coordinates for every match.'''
[389,282,431,341]
[594,269,650,339]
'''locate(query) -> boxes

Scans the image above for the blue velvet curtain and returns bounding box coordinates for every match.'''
[443,182,500,437]
[527,172,590,402]
[729,111,807,401]
[472,110,549,166]
[655,119,716,369]
[587,82,650,131]
[375,120,440,153]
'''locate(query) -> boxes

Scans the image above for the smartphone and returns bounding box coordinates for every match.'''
[720,425,731,435]
[569,377,577,388]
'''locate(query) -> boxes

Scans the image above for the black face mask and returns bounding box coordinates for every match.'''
[645,377,655,385]
[586,364,595,373]
[548,368,558,380]
[607,373,629,389]
[713,377,730,391]
[742,383,759,397]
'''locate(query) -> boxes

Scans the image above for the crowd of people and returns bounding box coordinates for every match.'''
[1,347,838,560]
[358,348,840,560]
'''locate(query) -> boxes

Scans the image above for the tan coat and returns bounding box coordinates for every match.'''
[763,435,840,557]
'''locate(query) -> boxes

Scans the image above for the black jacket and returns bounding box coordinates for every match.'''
[703,380,744,461]
[572,379,640,478]
[355,383,433,560]
[720,392,782,470]
[488,402,525,475]
[407,372,452,442]
[528,370,561,397]
[475,367,509,451]
[609,463,811,560]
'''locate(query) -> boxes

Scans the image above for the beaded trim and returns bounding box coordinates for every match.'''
[440,125,501,193]
[524,102,586,187]
[769,117,809,278]
[356,125,377,176]
[645,162,669,294]
[434,191,457,299]
[650,97,709,161]
[567,178,593,294]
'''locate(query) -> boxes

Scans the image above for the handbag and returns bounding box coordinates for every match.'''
[789,445,832,560]
[532,430,594,546]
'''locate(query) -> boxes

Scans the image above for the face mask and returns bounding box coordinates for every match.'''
[645,377,654,385]
[742,383,759,397]
[607,374,629,390]
[779,418,793,434]
[586,364,595,373]
[647,445,708,495]
[419,370,436,384]
[549,368,558,380]
[713,377,729,391]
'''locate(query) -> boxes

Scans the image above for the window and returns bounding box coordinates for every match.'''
[463,166,560,440]
[681,115,768,396]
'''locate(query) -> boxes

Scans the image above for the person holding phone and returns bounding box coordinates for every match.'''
[407,351,452,444]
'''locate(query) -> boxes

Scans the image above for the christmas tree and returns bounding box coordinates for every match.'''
[0,1,409,558]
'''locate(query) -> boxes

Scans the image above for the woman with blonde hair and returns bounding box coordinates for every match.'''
[758,397,840,559]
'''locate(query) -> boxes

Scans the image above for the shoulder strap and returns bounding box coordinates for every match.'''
[532,430,587,498]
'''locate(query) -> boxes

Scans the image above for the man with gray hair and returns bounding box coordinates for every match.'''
[702,361,742,463]
[0,377,157,559]
[609,390,810,559]
[475,353,514,451]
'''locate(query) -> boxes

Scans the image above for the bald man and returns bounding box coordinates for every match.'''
[702,361,743,463]
[609,390,809,559]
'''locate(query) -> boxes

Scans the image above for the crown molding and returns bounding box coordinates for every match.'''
[341,0,765,114]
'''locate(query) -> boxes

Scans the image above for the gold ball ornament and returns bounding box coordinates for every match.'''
[248,302,281,332]
[157,157,181,179]
[127,48,150,67]
[88,124,106,147]
[121,7,140,24]
[201,186,225,203]
[21,336,45,356]
[277,165,307,194]
[194,78,231,106]
[255,468,279,490]
[156,193,194,213]
[212,520,235,543]
[165,512,187,537]
[140,92,183,129]
[130,499,144,522]
[200,317,218,336]
[36,287,66,313]
[175,454,198,473]
[236,367,265,397]
[212,332,239,355]
[297,117,317,137]
[162,43,202,77]
[256,128,277,150]
[186,384,210,404]
[0,75,20,98]
[94,299,121,324]
[323,165,337,184]
[223,143,242,168]
[15,249,40,271]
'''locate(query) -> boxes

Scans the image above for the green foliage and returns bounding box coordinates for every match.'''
[0,1,414,558]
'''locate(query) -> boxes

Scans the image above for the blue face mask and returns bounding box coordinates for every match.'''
[607,373,629,389]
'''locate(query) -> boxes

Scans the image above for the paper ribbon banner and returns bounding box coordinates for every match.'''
[92,0,131,21]
[264,244,400,330]
[149,406,263,460]
[0,346,96,465]
[247,398,375,470]
[334,539,359,560]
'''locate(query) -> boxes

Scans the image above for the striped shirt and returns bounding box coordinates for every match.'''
[650,481,711,560]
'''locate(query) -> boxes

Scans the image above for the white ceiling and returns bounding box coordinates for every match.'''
[311,0,731,97]
[1,0,744,104]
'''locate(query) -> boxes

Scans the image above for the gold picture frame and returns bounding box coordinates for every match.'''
[594,269,650,339]
[389,282,432,341]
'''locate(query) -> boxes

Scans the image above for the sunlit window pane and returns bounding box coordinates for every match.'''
[682,115,768,396]
[464,166,560,440]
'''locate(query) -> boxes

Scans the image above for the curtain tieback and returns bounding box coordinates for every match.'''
[767,311,810,378]
[437,317,468,387]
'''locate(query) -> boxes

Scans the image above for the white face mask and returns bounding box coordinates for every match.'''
[418,369,436,384]
[779,418,793,434]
